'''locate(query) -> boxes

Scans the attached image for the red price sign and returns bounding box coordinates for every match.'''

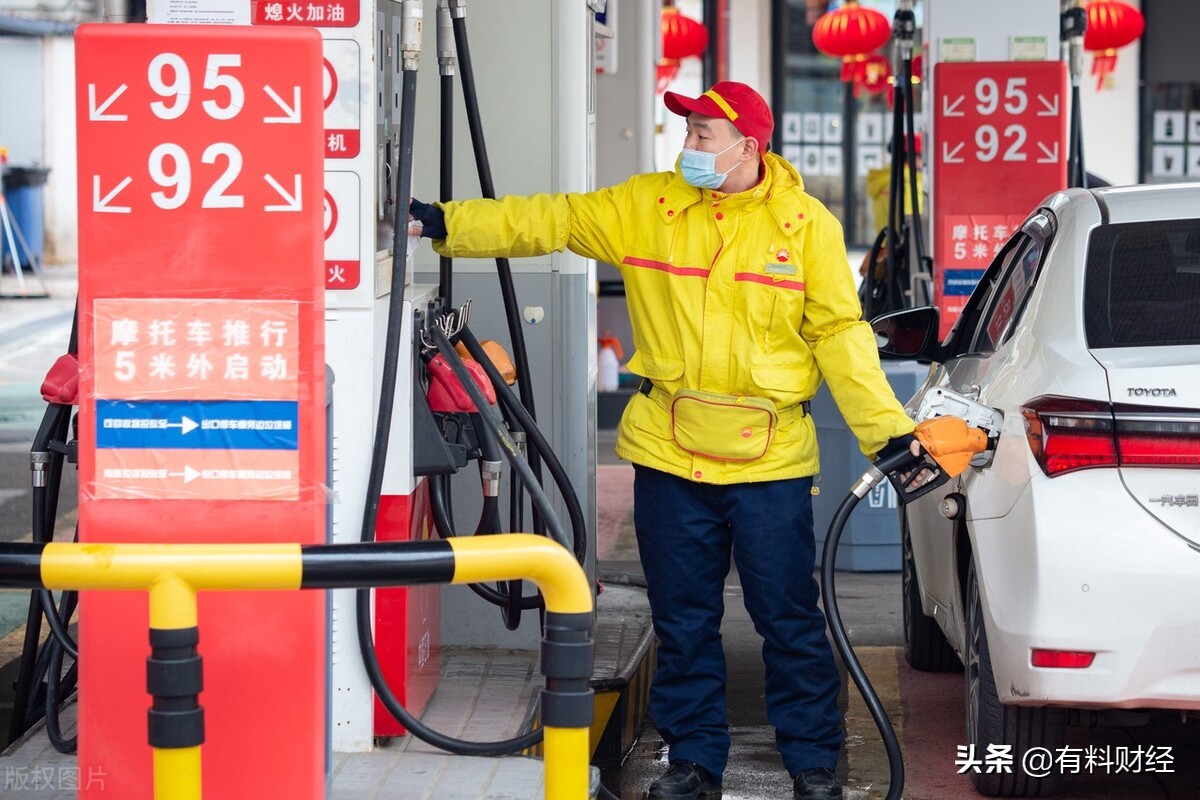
[76,24,324,283]
[933,61,1067,335]
[73,26,326,800]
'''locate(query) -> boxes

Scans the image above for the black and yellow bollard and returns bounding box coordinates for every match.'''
[0,534,593,800]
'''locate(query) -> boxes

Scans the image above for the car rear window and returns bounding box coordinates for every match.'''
[1084,220,1200,348]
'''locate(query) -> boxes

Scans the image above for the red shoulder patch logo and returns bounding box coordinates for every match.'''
[775,248,790,262]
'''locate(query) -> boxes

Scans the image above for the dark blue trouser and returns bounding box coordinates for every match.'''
[633,466,843,780]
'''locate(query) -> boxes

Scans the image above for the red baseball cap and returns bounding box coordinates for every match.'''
[664,81,774,150]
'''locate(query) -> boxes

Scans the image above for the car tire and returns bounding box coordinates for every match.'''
[902,513,960,672]
[966,560,1066,797]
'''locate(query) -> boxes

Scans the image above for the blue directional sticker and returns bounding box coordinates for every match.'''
[96,400,299,450]
[943,269,986,297]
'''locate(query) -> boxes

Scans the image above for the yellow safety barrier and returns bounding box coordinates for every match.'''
[0,534,594,800]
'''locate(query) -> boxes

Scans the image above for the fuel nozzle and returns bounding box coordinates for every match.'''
[858,416,990,505]
[913,416,988,478]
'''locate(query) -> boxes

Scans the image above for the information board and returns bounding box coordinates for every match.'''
[75,24,325,800]
[933,61,1067,337]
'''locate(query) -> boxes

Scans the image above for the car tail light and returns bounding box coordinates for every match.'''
[1023,397,1200,476]
[1031,649,1096,669]
[1021,397,1116,476]
[1111,407,1200,467]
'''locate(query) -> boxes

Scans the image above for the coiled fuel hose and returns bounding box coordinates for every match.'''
[821,448,919,800]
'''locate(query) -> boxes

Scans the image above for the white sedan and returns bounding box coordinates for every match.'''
[870,183,1200,797]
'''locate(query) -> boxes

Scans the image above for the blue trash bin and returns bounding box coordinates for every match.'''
[2,166,51,269]
[811,360,929,571]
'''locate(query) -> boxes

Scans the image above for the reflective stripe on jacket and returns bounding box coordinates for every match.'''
[434,152,914,484]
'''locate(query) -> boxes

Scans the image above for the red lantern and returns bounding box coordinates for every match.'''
[656,6,709,94]
[1083,0,1144,90]
[662,6,709,62]
[812,0,893,84]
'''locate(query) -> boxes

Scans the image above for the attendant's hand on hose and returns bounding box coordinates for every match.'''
[409,198,447,239]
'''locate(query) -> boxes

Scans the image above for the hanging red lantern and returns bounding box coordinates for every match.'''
[662,6,709,62]
[656,6,709,94]
[1083,0,1144,91]
[812,0,892,85]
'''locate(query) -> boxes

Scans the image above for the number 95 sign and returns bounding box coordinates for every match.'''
[932,61,1067,262]
[76,24,323,276]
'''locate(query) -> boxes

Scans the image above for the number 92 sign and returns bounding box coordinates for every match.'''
[76,23,324,275]
[933,61,1068,207]
[931,61,1067,337]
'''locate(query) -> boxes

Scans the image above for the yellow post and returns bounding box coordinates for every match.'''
[25,537,595,800]
[543,726,592,800]
[39,545,303,800]
[445,534,592,613]
[148,574,202,800]
[449,535,595,800]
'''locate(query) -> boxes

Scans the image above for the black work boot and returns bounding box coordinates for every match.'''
[792,768,843,799]
[647,761,722,799]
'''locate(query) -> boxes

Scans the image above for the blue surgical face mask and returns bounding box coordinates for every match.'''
[679,137,745,190]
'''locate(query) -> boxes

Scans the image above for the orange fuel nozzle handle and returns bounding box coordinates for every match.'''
[913,416,989,478]
[455,339,518,386]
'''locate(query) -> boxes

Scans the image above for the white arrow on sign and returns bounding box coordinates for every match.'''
[1036,93,1060,117]
[88,83,129,121]
[93,175,132,214]
[264,85,302,124]
[264,174,303,212]
[167,466,201,484]
[942,94,965,117]
[942,141,965,164]
[165,416,199,435]
[1037,142,1060,163]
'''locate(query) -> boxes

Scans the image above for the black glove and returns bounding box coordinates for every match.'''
[876,433,918,463]
[409,198,447,239]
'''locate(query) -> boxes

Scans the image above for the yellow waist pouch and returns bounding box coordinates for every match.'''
[669,389,777,462]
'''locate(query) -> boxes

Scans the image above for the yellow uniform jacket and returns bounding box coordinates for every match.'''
[435,152,914,484]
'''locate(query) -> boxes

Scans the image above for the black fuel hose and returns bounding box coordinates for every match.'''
[45,638,78,754]
[439,70,454,310]
[429,328,575,633]
[450,13,547,540]
[420,406,542,614]
[8,401,77,748]
[469,412,523,631]
[7,310,79,749]
[901,54,927,272]
[428,326,568,554]
[428,470,541,610]
[44,590,79,755]
[30,404,78,659]
[357,63,544,755]
[821,450,919,800]
[458,326,587,562]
